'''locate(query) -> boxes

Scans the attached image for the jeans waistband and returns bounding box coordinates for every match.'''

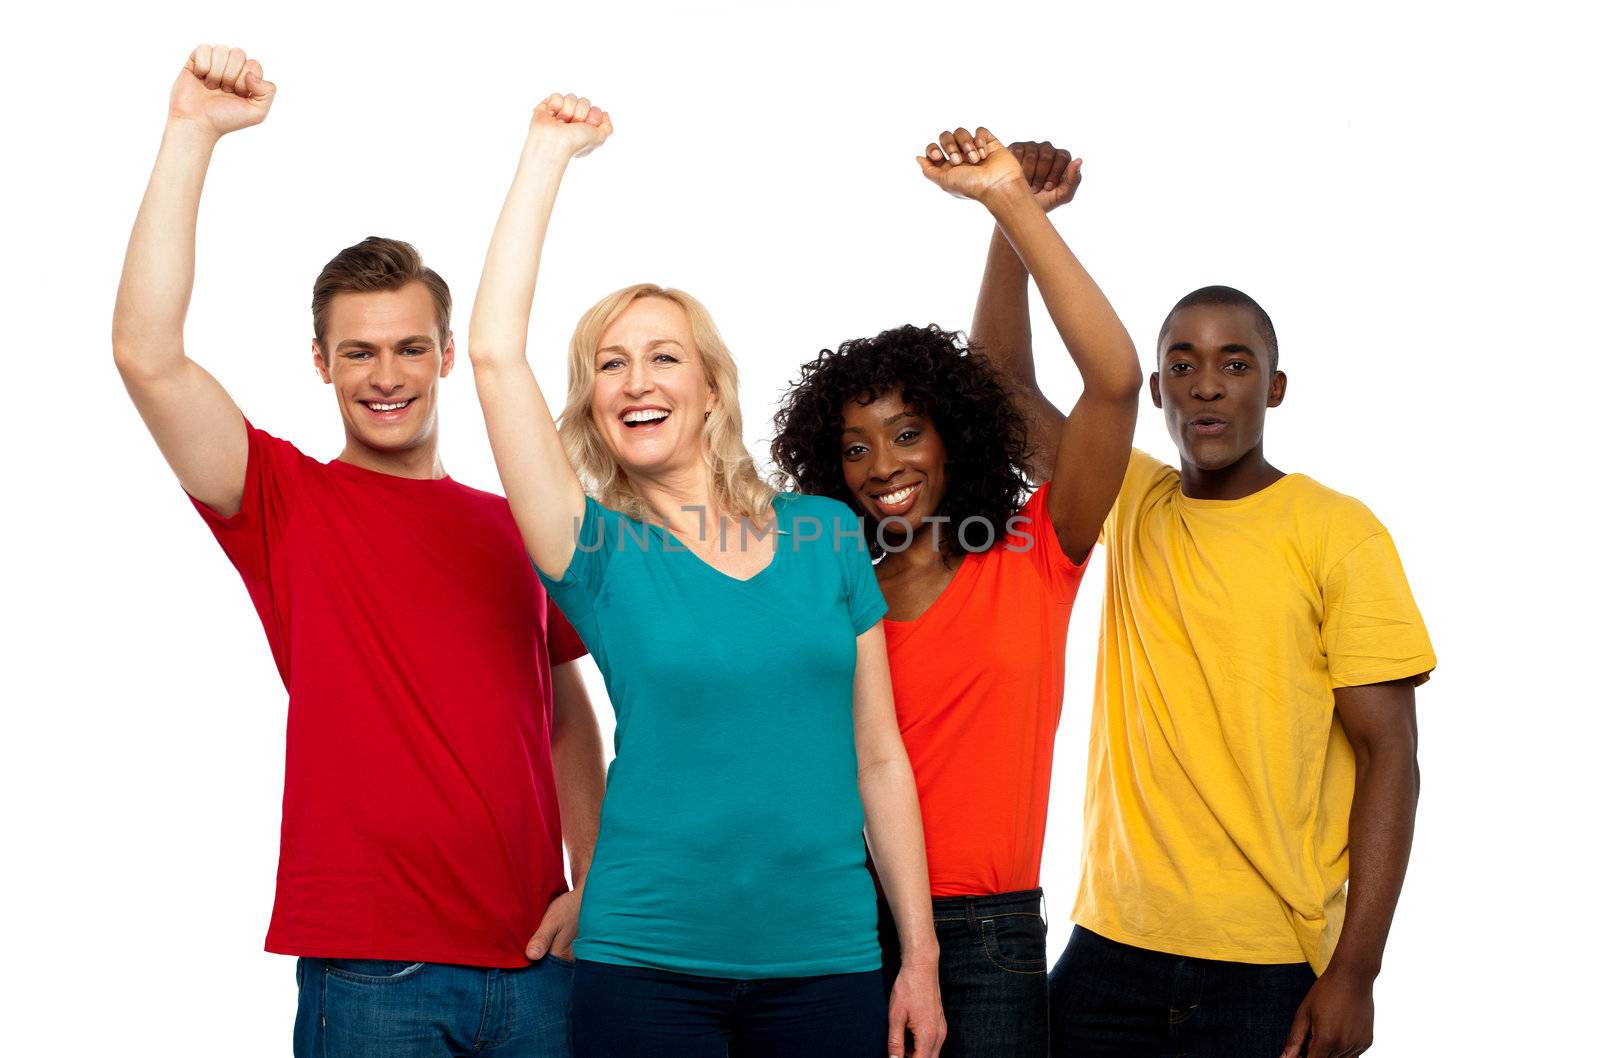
[928,887,1043,918]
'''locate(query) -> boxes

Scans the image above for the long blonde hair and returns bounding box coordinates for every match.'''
[557,284,775,524]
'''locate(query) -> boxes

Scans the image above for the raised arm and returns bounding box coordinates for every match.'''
[469,95,611,579]
[112,45,276,516]
[1281,679,1421,1058]
[923,129,1141,563]
[854,624,946,1058]
[968,141,1082,480]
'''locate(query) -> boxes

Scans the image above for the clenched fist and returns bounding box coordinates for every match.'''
[527,93,613,159]
[1007,140,1084,212]
[169,45,275,138]
[916,126,1026,206]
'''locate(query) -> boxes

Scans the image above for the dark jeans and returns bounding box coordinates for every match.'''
[1048,926,1315,1058]
[294,956,573,1058]
[570,959,886,1058]
[879,888,1049,1058]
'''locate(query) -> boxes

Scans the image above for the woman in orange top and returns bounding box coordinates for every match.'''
[771,131,1140,1057]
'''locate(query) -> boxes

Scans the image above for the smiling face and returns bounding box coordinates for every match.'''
[312,281,454,463]
[840,389,949,543]
[589,296,717,481]
[1152,303,1286,472]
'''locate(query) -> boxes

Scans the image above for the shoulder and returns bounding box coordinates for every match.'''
[1283,474,1387,537]
[243,419,314,470]
[1277,474,1399,575]
[1124,448,1177,494]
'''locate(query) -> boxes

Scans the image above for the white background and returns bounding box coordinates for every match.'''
[3,1,1593,1053]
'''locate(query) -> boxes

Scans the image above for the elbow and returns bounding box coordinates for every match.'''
[1086,345,1145,403]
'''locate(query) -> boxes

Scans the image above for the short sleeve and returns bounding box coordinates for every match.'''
[833,504,887,634]
[1102,449,1174,545]
[189,419,302,586]
[545,600,587,666]
[534,494,619,633]
[1006,482,1089,597]
[1322,529,1436,688]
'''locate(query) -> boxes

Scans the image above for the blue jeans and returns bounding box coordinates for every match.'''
[1048,927,1315,1057]
[294,956,574,1058]
[878,888,1049,1058]
[569,959,886,1057]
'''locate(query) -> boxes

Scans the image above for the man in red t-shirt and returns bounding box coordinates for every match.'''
[112,45,604,1058]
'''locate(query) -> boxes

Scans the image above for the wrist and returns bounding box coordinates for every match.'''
[896,936,940,969]
[1323,954,1381,984]
[520,137,577,169]
[163,117,221,150]
[982,178,1036,219]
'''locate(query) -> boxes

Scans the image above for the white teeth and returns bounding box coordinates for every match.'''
[367,400,410,412]
[623,409,670,424]
[877,485,916,505]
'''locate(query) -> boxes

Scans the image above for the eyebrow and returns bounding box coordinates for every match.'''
[334,335,435,352]
[596,339,686,357]
[841,410,916,436]
[1163,341,1257,358]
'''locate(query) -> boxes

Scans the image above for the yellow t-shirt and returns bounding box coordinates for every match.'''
[1072,450,1435,972]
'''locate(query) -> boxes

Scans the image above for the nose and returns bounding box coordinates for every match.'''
[622,357,653,397]
[372,351,406,394]
[868,442,903,484]
[1190,366,1225,402]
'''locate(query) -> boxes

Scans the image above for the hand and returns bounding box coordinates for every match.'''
[1008,140,1084,212]
[169,45,275,138]
[524,886,582,961]
[1279,967,1376,1058]
[888,958,946,1058]
[916,126,1026,207]
[526,93,613,160]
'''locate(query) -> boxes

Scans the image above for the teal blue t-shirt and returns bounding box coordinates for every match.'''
[537,492,888,978]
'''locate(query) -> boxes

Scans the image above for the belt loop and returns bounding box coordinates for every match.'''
[965,895,980,940]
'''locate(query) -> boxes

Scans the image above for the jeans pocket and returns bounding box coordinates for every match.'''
[322,959,428,984]
[980,914,1047,975]
[544,951,577,969]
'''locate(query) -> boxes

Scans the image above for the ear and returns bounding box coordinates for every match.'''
[1266,370,1287,408]
[705,384,719,413]
[440,332,456,379]
[1148,371,1162,409]
[312,341,332,384]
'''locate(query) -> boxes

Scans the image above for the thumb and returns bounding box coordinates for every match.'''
[1067,156,1084,193]
[243,70,276,105]
[525,922,558,960]
[1279,1000,1311,1058]
[915,156,941,180]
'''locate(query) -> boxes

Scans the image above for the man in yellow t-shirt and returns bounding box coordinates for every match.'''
[1045,286,1435,1058]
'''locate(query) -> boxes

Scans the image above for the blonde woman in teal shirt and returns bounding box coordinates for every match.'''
[467,95,947,1058]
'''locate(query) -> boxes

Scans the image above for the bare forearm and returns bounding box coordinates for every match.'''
[468,141,571,367]
[112,120,217,374]
[986,185,1140,401]
[1327,746,1419,980]
[551,678,605,886]
[860,755,938,963]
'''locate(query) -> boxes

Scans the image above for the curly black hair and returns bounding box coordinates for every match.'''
[770,324,1034,557]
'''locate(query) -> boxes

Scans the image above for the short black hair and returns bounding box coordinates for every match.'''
[770,324,1033,558]
[1158,285,1278,371]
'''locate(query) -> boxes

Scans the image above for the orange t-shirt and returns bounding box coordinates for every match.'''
[883,483,1088,897]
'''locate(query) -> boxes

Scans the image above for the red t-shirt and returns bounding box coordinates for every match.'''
[882,483,1087,897]
[192,422,586,967]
